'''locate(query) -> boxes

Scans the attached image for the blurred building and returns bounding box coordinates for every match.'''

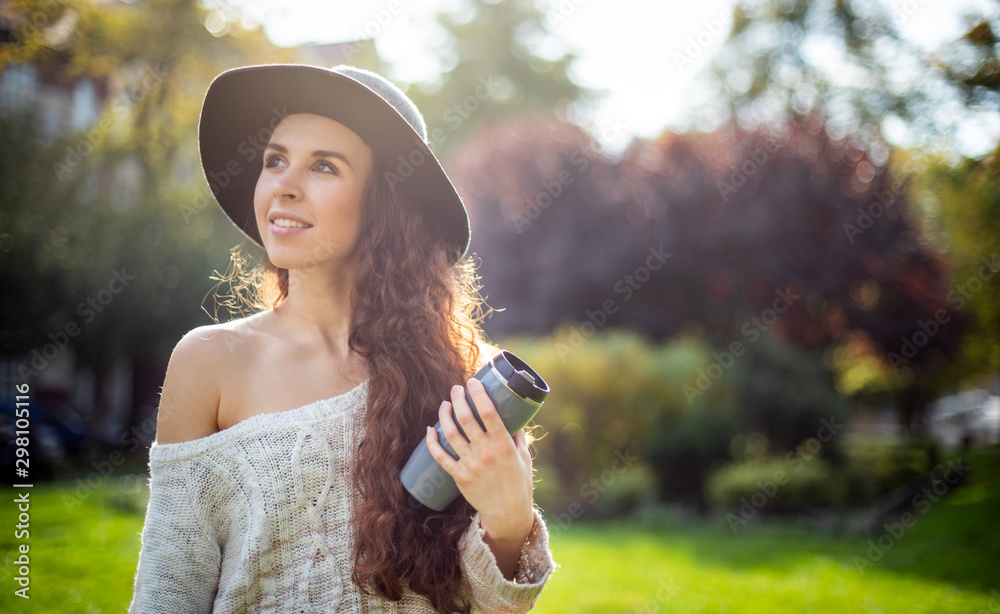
[925,387,1000,453]
[1,4,127,458]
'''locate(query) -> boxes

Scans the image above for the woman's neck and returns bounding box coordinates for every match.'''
[275,262,356,357]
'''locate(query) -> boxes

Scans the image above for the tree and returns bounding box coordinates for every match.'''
[695,0,1000,156]
[1,0,291,454]
[450,111,963,430]
[405,0,590,158]
[910,144,1000,384]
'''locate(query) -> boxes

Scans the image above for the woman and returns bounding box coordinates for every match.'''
[129,64,556,613]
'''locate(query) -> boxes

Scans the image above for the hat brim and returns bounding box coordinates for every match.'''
[198,64,469,263]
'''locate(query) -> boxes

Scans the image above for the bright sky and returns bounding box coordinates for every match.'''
[232,0,1000,157]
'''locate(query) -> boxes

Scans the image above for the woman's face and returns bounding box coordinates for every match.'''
[254,113,374,272]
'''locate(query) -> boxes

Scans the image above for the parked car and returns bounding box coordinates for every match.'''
[0,399,90,480]
[925,389,1000,452]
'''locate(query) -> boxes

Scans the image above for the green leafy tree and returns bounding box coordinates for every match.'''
[697,0,1000,155]
[684,0,1000,425]
[405,0,590,158]
[912,145,1000,382]
[1,0,291,455]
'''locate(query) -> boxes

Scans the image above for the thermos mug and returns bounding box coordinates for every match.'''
[400,350,550,511]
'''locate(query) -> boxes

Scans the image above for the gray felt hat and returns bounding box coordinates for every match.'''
[198,64,470,263]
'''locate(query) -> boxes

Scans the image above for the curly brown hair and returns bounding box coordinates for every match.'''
[216,161,525,612]
[346,166,487,613]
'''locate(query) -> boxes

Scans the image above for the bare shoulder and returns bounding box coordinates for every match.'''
[154,321,247,444]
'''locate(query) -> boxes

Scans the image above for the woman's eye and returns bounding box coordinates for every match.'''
[263,153,285,168]
[315,160,338,174]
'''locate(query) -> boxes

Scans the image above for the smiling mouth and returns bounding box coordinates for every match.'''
[271,218,313,229]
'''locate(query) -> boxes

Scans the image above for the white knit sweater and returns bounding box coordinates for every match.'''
[128,379,557,613]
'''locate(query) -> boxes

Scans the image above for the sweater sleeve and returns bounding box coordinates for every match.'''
[129,450,222,614]
[457,507,558,613]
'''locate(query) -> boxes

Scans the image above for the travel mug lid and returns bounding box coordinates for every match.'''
[490,350,549,404]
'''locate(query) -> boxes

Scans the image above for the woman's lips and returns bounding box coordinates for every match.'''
[270,219,312,237]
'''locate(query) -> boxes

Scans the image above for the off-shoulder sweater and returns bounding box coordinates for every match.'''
[128,379,557,613]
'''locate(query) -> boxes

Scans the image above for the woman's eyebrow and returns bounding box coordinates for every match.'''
[264,142,354,170]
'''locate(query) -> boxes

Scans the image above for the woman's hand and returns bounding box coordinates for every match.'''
[424,378,535,542]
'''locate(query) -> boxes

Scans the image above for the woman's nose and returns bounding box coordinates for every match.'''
[273,182,301,200]
[273,170,304,200]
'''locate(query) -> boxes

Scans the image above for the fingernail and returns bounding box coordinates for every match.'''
[452,385,462,393]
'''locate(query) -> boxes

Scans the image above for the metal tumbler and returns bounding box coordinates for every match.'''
[400,350,550,511]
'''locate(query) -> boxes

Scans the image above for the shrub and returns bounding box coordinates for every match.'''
[497,329,851,515]
[500,328,688,511]
[734,336,850,454]
[705,441,943,516]
[530,462,564,514]
[588,463,661,519]
[837,439,937,506]
[642,399,740,502]
[705,456,849,514]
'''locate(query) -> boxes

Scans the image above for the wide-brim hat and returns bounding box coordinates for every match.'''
[198,63,470,263]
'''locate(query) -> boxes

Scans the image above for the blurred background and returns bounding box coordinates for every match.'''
[1,0,999,612]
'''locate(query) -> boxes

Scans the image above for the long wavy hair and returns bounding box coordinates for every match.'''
[213,160,525,612]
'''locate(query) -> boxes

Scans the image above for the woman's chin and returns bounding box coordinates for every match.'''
[266,250,347,272]
[263,245,307,270]
[262,235,359,272]
[268,255,316,271]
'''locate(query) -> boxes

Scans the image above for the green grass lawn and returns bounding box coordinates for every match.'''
[2,450,998,613]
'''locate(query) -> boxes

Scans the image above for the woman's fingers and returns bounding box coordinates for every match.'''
[429,381,521,486]
[425,421,457,472]
[465,378,509,440]
[425,384,536,515]
[449,383,490,445]
[433,399,467,459]
[513,428,533,466]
